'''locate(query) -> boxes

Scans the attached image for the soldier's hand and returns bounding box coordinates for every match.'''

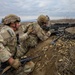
[11,59,21,69]
[27,26,33,34]
[46,31,51,37]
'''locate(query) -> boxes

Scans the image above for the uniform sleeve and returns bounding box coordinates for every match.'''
[21,23,32,32]
[19,33,29,41]
[0,34,12,62]
[34,24,48,41]
[19,23,33,41]
[0,43,12,62]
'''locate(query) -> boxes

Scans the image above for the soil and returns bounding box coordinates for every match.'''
[26,35,75,75]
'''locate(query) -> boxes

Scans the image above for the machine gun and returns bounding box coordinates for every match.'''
[41,23,75,45]
[41,23,75,34]
[0,54,43,75]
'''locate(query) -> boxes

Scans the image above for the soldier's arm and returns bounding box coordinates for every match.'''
[0,34,12,62]
[21,23,33,32]
[19,32,29,41]
[46,31,51,37]
[19,23,33,41]
[0,43,12,62]
[37,30,48,41]
[34,24,48,41]
[0,35,14,64]
[0,43,21,69]
[0,35,20,69]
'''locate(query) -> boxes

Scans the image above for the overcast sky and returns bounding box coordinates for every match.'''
[0,0,75,22]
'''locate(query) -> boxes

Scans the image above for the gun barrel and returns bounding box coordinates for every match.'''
[20,55,42,64]
[50,23,75,30]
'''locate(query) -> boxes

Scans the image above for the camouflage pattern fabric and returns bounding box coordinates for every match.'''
[37,15,50,26]
[21,22,51,49]
[5,61,35,75]
[23,35,38,48]
[0,26,35,75]
[27,23,51,41]
[2,14,20,25]
[0,26,16,62]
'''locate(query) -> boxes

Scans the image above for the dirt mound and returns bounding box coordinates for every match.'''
[26,36,75,75]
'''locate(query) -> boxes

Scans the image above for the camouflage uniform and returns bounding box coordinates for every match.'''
[0,14,35,75]
[22,15,51,48]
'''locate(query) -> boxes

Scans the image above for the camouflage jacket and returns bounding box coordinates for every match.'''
[0,26,29,62]
[22,22,51,41]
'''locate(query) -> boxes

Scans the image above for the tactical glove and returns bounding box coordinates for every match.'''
[46,31,51,37]
[11,59,21,69]
[24,61,35,73]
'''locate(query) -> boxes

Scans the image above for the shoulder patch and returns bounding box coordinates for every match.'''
[0,26,15,41]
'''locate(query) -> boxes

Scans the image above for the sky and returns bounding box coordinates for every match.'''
[0,0,75,22]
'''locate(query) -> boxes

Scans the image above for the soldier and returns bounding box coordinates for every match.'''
[22,15,51,48]
[0,14,35,75]
[37,14,51,39]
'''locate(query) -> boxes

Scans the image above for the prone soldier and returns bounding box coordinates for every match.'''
[22,15,51,48]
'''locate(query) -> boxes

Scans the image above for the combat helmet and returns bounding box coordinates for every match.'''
[2,14,21,25]
[37,15,50,26]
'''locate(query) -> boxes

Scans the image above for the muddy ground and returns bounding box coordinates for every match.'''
[26,35,75,75]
